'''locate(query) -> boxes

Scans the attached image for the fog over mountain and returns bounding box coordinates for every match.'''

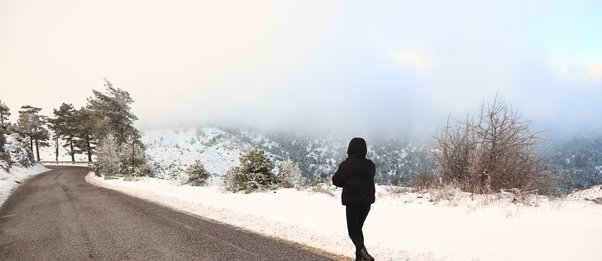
[2,0,601,139]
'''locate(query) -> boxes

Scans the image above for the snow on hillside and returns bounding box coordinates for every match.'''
[1,134,49,207]
[39,127,428,186]
[87,173,602,261]
[141,128,283,183]
[0,164,49,207]
[566,185,602,202]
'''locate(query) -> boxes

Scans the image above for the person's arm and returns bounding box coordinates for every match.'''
[332,164,345,187]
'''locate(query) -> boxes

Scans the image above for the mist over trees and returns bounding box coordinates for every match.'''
[3,88,601,193]
[548,135,602,190]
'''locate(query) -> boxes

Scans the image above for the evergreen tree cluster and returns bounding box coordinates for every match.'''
[17,105,49,162]
[225,148,277,192]
[0,79,147,177]
[222,147,307,192]
[88,79,148,177]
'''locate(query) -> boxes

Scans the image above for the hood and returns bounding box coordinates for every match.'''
[347,137,367,157]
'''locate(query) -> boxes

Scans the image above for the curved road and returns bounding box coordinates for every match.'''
[0,166,337,260]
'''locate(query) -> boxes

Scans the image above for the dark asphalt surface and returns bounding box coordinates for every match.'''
[0,166,337,261]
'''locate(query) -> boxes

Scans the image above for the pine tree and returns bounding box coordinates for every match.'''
[118,137,149,178]
[92,134,119,176]
[277,158,301,188]
[73,107,97,162]
[0,127,5,153]
[0,100,10,129]
[225,148,275,192]
[17,105,50,161]
[184,160,211,186]
[87,79,140,146]
[48,103,78,162]
[87,79,147,174]
[0,100,10,153]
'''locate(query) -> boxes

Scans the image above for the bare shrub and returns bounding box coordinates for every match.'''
[428,183,462,203]
[311,183,336,197]
[410,171,440,191]
[385,185,415,194]
[434,95,558,195]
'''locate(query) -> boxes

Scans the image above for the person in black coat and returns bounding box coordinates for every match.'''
[332,137,375,261]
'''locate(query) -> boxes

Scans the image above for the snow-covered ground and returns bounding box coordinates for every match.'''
[0,164,49,207]
[86,174,602,261]
[1,133,51,207]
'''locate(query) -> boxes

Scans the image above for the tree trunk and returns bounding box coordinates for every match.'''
[29,135,34,155]
[55,138,59,162]
[131,140,135,175]
[70,139,75,162]
[35,139,40,162]
[86,135,92,162]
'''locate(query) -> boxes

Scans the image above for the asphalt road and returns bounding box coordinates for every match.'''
[0,166,337,261]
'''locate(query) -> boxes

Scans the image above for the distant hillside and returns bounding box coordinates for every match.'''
[38,126,602,190]
[140,127,429,185]
[547,134,602,190]
[39,127,431,184]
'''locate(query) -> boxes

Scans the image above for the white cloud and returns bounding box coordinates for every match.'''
[551,58,602,84]
[391,47,438,73]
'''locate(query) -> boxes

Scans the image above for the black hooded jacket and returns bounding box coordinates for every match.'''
[332,138,376,205]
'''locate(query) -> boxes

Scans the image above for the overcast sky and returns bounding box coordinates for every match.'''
[1,0,601,138]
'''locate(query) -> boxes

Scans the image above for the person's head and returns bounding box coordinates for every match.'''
[347,137,367,157]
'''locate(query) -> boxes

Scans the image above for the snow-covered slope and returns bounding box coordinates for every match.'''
[141,127,345,183]
[1,133,49,207]
[140,127,430,185]
[142,128,254,182]
[39,127,430,184]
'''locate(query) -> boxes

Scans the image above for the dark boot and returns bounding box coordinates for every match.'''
[358,247,374,261]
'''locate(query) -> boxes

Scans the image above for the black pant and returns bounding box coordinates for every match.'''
[346,204,371,253]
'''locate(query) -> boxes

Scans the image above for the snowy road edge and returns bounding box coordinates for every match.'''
[84,172,353,260]
[0,164,50,209]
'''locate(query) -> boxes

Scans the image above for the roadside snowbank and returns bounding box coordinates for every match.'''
[86,174,602,261]
[0,164,49,207]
